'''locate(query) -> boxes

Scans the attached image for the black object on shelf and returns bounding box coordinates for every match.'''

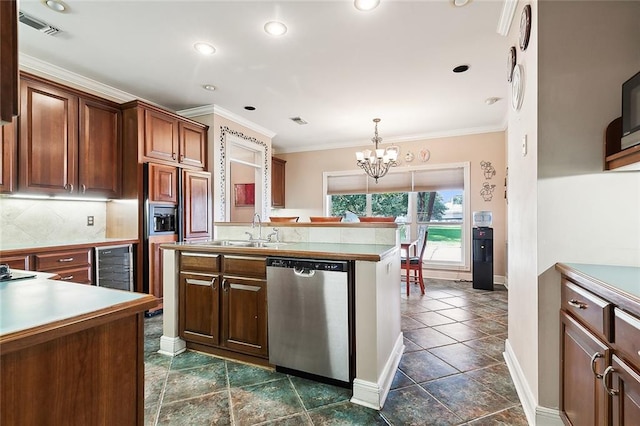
[472,227,493,291]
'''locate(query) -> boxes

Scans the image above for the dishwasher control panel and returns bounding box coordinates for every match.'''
[266,257,348,272]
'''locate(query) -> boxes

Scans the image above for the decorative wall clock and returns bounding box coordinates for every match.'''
[519,4,531,51]
[507,46,516,82]
[511,64,524,111]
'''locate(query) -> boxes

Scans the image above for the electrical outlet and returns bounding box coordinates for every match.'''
[87,216,94,226]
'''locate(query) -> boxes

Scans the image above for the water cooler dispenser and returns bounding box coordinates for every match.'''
[472,211,493,291]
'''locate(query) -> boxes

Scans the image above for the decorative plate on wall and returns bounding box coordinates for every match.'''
[419,148,430,162]
[507,46,516,82]
[519,4,531,51]
[511,64,524,111]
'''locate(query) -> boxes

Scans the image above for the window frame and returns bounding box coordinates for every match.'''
[323,162,470,271]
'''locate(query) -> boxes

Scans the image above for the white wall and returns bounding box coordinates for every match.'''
[507,0,640,420]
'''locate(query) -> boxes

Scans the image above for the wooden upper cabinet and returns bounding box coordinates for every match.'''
[271,157,286,208]
[0,0,19,125]
[179,122,206,169]
[18,74,122,197]
[183,169,212,240]
[144,109,179,163]
[148,163,177,204]
[19,77,79,195]
[0,116,17,193]
[79,98,122,198]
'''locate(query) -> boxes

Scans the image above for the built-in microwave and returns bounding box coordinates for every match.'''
[621,71,640,151]
[149,204,177,235]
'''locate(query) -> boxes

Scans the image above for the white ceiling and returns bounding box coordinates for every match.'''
[17,0,512,153]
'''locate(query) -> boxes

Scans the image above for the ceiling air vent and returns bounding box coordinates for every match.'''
[290,117,308,125]
[19,11,61,36]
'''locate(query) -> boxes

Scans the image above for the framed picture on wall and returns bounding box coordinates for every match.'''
[234,183,255,206]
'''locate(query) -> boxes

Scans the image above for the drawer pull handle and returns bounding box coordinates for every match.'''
[568,299,587,309]
[58,258,74,262]
[61,275,74,281]
[186,278,215,287]
[222,279,228,292]
[590,352,604,379]
[601,366,619,396]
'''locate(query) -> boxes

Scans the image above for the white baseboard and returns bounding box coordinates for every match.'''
[504,339,563,426]
[351,333,404,410]
[422,269,506,285]
[158,335,186,356]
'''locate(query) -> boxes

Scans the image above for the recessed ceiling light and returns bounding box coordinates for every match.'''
[354,0,380,12]
[453,64,470,73]
[485,97,501,105]
[42,0,67,12]
[194,42,216,55]
[451,0,471,7]
[264,21,287,36]
[202,85,216,92]
[244,106,256,111]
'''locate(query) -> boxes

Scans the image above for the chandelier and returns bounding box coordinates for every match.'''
[355,118,398,183]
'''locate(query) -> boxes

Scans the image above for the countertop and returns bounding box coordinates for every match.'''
[0,238,139,254]
[0,277,156,339]
[556,263,640,305]
[162,241,398,262]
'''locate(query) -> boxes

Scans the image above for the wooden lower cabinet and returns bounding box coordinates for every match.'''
[34,248,93,285]
[148,234,177,312]
[222,276,268,357]
[560,312,610,425]
[0,253,30,270]
[610,355,640,424]
[557,264,640,426]
[179,252,268,359]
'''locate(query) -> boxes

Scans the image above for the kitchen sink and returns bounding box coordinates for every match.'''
[198,240,289,248]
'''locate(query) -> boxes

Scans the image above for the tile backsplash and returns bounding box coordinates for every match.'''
[0,199,107,246]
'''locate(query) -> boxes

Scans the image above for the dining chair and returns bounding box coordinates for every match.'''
[309,216,342,222]
[269,216,299,222]
[401,228,429,295]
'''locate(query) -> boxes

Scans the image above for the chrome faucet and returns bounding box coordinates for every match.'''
[266,228,279,243]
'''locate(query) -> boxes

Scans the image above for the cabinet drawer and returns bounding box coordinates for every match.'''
[52,266,92,285]
[35,249,92,271]
[223,255,266,279]
[614,308,640,370]
[180,252,219,273]
[562,279,612,340]
[0,254,31,270]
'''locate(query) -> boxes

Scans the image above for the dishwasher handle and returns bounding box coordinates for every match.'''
[293,267,316,278]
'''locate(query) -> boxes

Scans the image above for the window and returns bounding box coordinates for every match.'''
[324,163,470,269]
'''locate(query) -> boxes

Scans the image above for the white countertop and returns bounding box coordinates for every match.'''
[0,277,152,335]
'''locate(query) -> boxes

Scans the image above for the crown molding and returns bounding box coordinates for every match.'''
[177,104,277,139]
[274,124,508,154]
[19,53,140,103]
[497,0,518,36]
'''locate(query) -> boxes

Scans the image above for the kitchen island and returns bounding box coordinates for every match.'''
[0,276,156,425]
[160,236,402,410]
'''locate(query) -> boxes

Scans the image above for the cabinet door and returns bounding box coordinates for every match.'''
[0,0,19,124]
[271,157,286,208]
[183,170,212,240]
[610,355,640,425]
[148,163,177,204]
[0,116,17,193]
[222,276,268,357]
[179,122,206,169]
[20,78,78,194]
[78,98,122,198]
[561,311,610,426]
[144,109,178,163]
[179,272,220,346]
[148,234,177,312]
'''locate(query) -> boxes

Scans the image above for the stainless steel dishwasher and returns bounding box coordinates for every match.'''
[266,257,354,386]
